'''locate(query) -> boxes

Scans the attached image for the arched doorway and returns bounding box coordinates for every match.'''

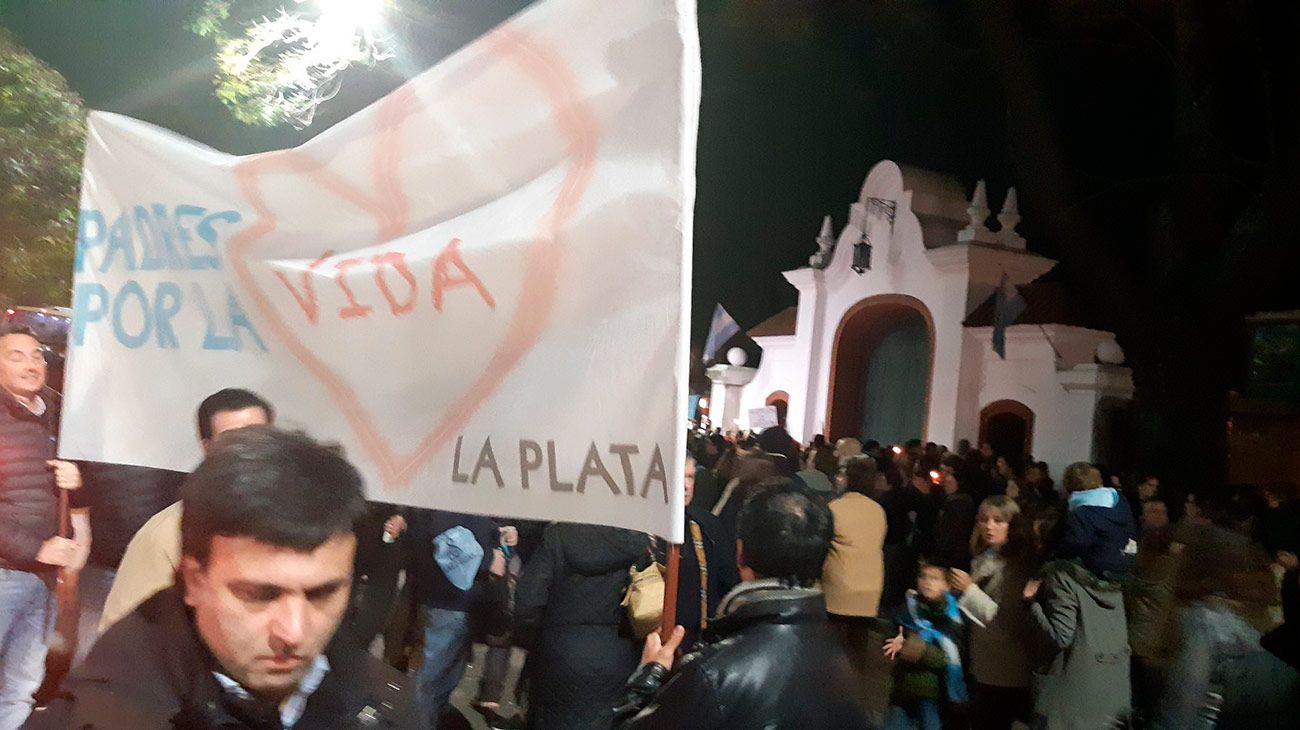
[979,400,1034,465]
[826,296,935,443]
[765,391,790,427]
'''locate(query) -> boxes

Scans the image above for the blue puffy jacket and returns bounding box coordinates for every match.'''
[1058,487,1137,579]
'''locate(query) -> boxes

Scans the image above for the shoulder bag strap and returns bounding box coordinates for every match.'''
[689,520,709,629]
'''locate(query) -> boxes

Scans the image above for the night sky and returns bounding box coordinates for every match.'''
[5,1,1299,477]
[0,0,1018,343]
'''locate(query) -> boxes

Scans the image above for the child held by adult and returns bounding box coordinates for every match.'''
[882,562,968,730]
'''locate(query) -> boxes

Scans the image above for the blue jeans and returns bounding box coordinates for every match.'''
[415,607,472,729]
[884,700,942,730]
[0,568,54,730]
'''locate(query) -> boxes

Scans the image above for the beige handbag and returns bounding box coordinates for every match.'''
[622,539,665,639]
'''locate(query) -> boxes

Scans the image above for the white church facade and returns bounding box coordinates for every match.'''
[708,160,1134,477]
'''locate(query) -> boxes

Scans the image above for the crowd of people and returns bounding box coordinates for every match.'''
[2,319,1299,729]
[681,425,1300,729]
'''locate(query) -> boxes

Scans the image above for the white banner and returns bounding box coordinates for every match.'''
[60,0,699,541]
[748,407,779,431]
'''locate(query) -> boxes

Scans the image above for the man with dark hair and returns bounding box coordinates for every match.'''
[32,427,424,729]
[195,388,277,447]
[614,479,872,729]
[0,323,85,729]
[98,388,273,631]
[931,462,976,571]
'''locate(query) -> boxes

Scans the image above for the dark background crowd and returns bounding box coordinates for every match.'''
[679,421,1300,729]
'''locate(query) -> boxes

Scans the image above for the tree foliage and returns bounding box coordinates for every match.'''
[189,0,393,128]
[0,26,85,306]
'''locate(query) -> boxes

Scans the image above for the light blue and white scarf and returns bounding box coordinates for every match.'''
[901,590,968,704]
[1068,486,1120,510]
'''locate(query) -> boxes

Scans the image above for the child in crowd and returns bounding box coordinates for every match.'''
[882,562,968,730]
[1057,462,1138,579]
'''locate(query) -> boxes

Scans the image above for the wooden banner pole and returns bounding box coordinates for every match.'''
[660,543,681,640]
[58,489,70,538]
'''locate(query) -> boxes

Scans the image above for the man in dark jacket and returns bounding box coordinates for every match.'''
[0,324,84,728]
[614,479,872,729]
[755,424,801,476]
[29,427,424,729]
[405,510,502,729]
[876,474,937,610]
[931,465,976,572]
[69,464,186,666]
[344,503,410,654]
[668,456,740,650]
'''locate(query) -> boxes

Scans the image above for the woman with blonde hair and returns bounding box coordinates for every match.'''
[948,495,1040,730]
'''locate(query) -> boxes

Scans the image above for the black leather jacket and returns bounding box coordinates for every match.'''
[613,580,873,729]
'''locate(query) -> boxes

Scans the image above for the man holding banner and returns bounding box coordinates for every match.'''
[0,323,85,730]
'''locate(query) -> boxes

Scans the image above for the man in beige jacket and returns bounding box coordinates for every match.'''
[96,388,274,633]
[821,456,888,712]
[823,456,887,617]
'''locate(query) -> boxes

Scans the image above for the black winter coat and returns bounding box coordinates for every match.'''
[660,506,740,649]
[0,387,60,572]
[72,464,186,570]
[514,523,645,730]
[615,581,872,729]
[1058,496,1136,579]
[931,492,976,571]
[28,585,425,729]
[345,503,408,647]
[405,509,499,612]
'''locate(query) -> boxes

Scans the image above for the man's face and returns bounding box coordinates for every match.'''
[0,333,46,401]
[203,406,271,453]
[996,457,1012,476]
[684,457,696,505]
[941,465,959,495]
[1138,478,1160,501]
[1142,501,1169,530]
[182,534,355,701]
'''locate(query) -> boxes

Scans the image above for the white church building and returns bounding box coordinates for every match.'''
[708,160,1134,476]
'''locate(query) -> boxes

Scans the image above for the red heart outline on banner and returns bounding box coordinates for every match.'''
[225,27,599,489]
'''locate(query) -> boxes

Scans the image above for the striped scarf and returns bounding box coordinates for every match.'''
[901,590,968,704]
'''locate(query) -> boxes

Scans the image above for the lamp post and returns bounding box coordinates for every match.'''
[851,198,896,275]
